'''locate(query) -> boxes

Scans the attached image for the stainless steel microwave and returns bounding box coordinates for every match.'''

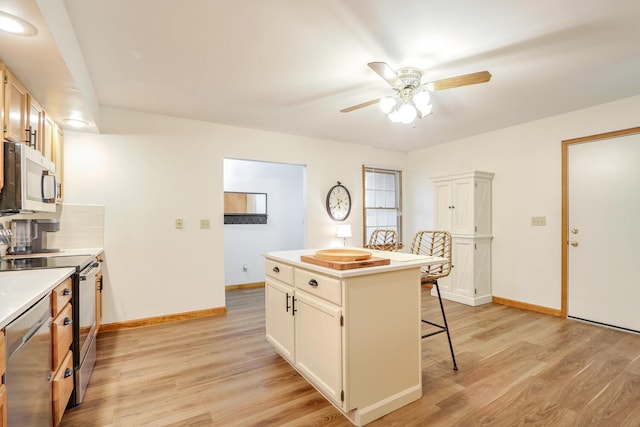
[0,142,58,214]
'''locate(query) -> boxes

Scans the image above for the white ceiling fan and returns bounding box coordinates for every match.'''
[341,62,492,124]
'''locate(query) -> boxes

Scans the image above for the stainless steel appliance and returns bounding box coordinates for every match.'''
[4,294,53,426]
[0,254,100,406]
[74,258,101,404]
[7,218,37,254]
[7,218,61,254]
[32,218,61,253]
[0,141,58,214]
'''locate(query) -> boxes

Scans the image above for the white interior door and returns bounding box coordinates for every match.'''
[567,133,640,332]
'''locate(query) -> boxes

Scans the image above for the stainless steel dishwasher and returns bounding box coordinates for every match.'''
[5,294,53,426]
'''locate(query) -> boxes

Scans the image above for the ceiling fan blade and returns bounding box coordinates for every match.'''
[368,62,402,88]
[428,71,492,91]
[340,98,381,113]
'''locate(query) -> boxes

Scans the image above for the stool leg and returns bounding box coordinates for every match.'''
[433,282,458,371]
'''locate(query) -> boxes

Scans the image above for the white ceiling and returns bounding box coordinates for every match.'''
[1,0,640,152]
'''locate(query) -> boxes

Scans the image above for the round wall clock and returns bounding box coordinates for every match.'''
[326,181,351,221]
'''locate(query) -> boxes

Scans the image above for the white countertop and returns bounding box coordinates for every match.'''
[264,248,447,278]
[0,267,75,329]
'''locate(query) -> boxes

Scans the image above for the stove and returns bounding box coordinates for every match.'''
[0,255,95,272]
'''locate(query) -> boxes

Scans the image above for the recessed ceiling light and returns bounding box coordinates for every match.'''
[62,118,90,128]
[0,11,37,36]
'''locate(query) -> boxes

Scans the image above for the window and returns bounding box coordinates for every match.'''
[362,166,402,246]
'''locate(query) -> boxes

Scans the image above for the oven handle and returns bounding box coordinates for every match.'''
[80,262,101,281]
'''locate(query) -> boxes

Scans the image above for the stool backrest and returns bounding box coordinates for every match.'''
[410,230,452,281]
[367,229,399,251]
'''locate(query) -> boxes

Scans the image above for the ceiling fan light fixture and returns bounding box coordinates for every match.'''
[417,103,433,118]
[388,109,402,123]
[398,103,417,124]
[379,96,397,114]
[412,90,431,111]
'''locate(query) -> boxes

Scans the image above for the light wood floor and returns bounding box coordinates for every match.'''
[61,287,640,427]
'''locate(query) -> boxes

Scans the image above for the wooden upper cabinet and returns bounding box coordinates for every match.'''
[43,114,55,161]
[4,69,29,143]
[28,95,44,152]
[53,125,64,202]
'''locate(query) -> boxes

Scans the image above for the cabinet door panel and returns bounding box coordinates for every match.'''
[265,278,295,362]
[451,239,474,297]
[294,291,342,406]
[0,330,5,377]
[474,239,492,297]
[4,72,28,143]
[0,384,6,427]
[452,178,475,235]
[433,181,452,230]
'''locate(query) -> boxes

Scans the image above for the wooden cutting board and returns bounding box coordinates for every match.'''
[315,248,372,261]
[300,255,390,270]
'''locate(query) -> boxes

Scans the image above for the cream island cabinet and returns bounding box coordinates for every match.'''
[264,249,445,426]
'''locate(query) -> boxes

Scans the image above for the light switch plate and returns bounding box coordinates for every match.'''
[531,216,546,226]
[200,219,211,229]
[175,218,184,229]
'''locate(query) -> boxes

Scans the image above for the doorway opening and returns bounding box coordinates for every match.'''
[223,158,306,294]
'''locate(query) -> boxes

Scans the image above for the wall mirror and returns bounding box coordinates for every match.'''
[224,192,268,224]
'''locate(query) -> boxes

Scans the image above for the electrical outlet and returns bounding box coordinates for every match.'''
[200,219,210,229]
[531,216,546,226]
[175,218,184,229]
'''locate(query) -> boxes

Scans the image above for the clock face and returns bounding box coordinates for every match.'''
[326,184,351,221]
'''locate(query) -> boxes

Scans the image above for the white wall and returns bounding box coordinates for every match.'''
[405,94,640,310]
[63,107,407,324]
[223,159,305,285]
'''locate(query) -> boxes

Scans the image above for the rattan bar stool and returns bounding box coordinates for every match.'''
[410,230,458,370]
[367,229,399,251]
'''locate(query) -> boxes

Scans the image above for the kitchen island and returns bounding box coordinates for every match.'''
[264,248,446,426]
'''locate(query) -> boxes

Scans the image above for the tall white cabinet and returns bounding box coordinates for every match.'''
[432,171,494,306]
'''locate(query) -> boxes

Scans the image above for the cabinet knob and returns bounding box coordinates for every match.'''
[62,288,72,296]
[63,317,73,325]
[308,279,318,287]
[64,368,73,378]
[570,241,579,247]
[272,266,280,273]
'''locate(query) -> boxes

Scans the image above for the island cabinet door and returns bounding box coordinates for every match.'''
[294,291,343,407]
[265,278,295,362]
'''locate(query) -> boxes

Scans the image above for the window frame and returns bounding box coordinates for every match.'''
[361,165,403,247]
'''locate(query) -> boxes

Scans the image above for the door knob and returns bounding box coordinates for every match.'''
[570,241,579,247]
[571,228,579,234]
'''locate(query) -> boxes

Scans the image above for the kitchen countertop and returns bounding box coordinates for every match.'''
[264,247,446,278]
[0,267,75,329]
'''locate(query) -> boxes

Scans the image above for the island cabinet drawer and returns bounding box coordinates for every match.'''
[52,350,74,427]
[266,260,294,284]
[51,277,73,314]
[295,269,342,305]
[51,303,73,369]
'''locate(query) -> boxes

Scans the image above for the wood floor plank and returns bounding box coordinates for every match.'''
[60,287,640,427]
